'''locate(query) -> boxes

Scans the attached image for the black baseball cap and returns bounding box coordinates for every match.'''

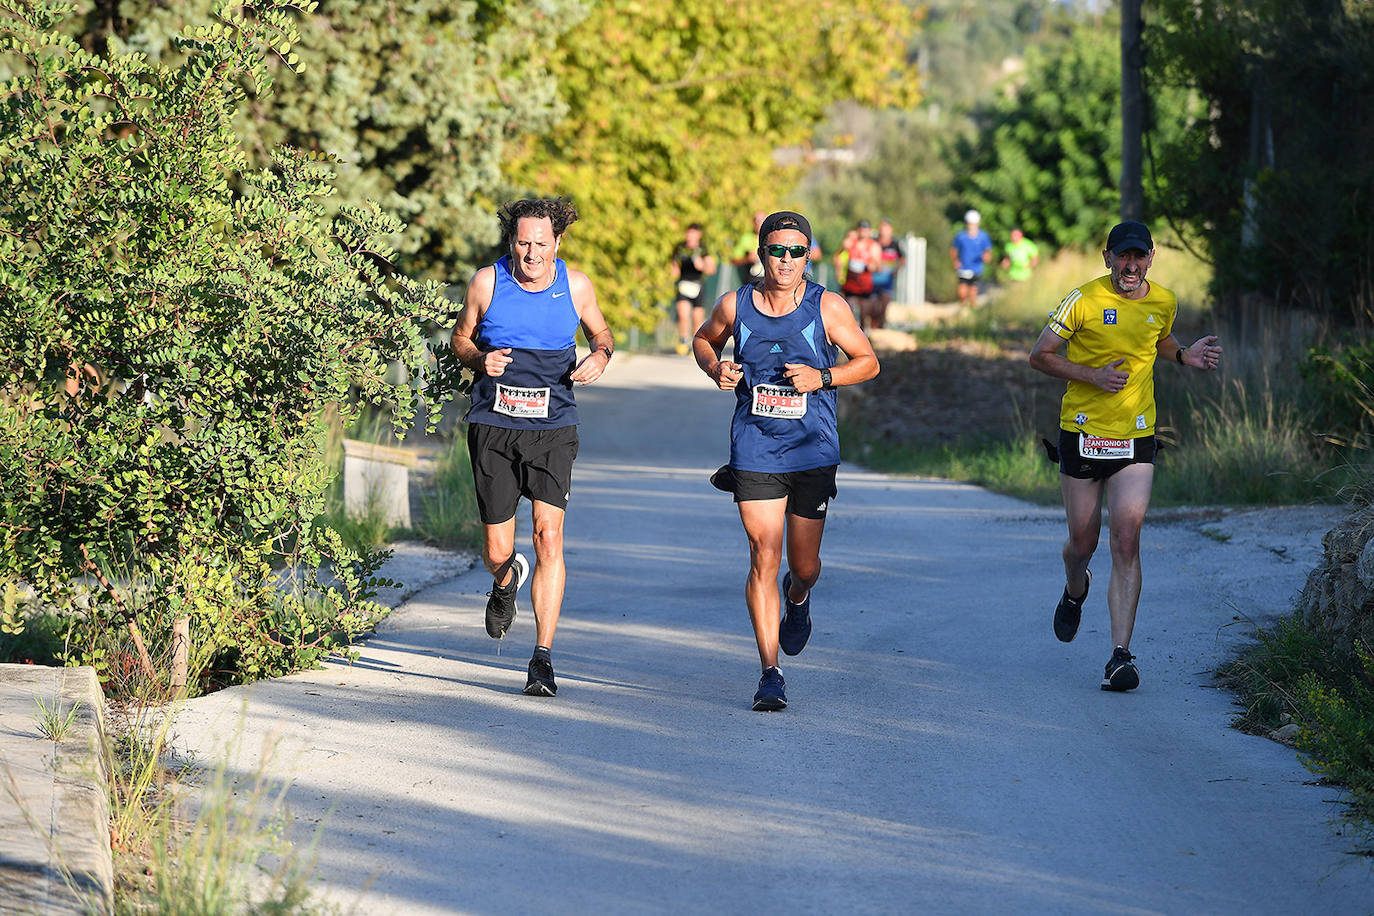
[758,210,812,246]
[1106,221,1153,254]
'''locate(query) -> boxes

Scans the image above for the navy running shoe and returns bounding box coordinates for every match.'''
[1101,645,1140,692]
[1053,569,1091,643]
[752,666,787,711]
[485,553,529,639]
[779,572,813,657]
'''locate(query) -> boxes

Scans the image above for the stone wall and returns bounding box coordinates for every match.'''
[1299,505,1374,658]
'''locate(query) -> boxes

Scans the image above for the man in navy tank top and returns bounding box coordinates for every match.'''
[451,198,614,697]
[694,211,880,711]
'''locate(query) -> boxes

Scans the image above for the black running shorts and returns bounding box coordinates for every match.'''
[724,465,838,520]
[468,423,579,524]
[1058,429,1156,481]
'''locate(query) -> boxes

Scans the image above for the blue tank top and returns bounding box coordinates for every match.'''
[465,257,581,429]
[729,281,839,472]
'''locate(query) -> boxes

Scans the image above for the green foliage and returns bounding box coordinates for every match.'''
[0,0,462,693]
[1302,337,1374,450]
[1221,620,1374,849]
[507,0,922,331]
[799,111,961,303]
[844,426,1061,505]
[67,0,588,285]
[950,18,1196,252]
[1146,0,1374,323]
[106,701,321,912]
[912,0,1088,111]
[414,428,482,549]
[32,694,83,740]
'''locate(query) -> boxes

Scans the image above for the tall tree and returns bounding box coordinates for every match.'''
[949,17,1194,252]
[506,0,922,330]
[69,0,587,284]
[1146,0,1374,325]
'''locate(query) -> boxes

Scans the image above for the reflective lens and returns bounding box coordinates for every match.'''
[765,244,809,258]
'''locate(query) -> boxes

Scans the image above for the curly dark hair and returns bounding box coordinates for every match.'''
[497,198,579,250]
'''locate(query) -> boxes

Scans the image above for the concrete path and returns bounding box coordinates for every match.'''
[172,353,1370,914]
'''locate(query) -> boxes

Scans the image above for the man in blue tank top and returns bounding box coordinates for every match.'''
[694,211,880,711]
[451,198,614,697]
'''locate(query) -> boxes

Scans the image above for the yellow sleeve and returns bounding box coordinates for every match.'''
[1159,292,1177,341]
[1048,287,1085,339]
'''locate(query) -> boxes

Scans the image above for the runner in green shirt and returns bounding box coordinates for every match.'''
[1000,227,1040,282]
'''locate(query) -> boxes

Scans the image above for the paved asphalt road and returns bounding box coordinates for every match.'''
[174,352,1370,914]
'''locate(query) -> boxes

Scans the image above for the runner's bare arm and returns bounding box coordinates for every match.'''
[1029,325,1128,393]
[693,293,742,390]
[785,290,879,394]
[569,269,613,385]
[451,266,512,377]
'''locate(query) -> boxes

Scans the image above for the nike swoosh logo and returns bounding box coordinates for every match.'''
[552,292,565,298]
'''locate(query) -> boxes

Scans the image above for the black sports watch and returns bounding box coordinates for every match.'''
[820,368,835,390]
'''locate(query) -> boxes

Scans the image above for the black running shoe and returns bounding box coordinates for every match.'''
[1101,645,1140,692]
[524,652,557,697]
[1053,569,1091,643]
[485,553,529,639]
[779,572,813,657]
[752,666,787,711]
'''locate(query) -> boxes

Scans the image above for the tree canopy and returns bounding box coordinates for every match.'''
[1146,0,1374,324]
[948,16,1195,254]
[68,0,587,284]
[506,0,922,330]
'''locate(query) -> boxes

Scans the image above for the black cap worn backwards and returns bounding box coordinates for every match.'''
[1106,220,1153,254]
[758,210,812,247]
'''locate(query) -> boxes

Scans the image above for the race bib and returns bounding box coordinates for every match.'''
[957,269,976,280]
[751,384,807,419]
[1079,435,1134,460]
[848,259,868,273]
[494,383,551,419]
[677,279,702,299]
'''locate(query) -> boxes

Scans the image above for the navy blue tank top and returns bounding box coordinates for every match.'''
[465,257,581,429]
[729,281,839,472]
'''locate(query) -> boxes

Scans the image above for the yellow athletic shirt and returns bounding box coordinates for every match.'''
[1047,275,1177,438]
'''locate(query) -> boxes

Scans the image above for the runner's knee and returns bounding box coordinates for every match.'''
[532,522,564,560]
[1109,525,1142,560]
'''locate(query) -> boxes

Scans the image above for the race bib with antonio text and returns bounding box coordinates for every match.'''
[494,383,551,419]
[1079,435,1134,460]
[751,384,807,419]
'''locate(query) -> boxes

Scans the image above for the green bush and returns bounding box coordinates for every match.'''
[0,0,464,695]
[414,429,484,549]
[1302,336,1374,450]
[1222,621,1374,849]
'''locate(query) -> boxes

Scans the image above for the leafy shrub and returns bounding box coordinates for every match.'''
[0,0,464,694]
[1302,337,1374,450]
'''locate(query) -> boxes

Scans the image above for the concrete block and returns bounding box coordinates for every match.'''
[342,438,418,529]
[0,664,112,914]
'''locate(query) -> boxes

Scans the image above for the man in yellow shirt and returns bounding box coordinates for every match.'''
[1029,220,1222,692]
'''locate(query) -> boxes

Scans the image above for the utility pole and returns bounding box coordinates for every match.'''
[1120,0,1145,221]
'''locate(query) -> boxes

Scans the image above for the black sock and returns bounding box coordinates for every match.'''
[534,645,551,660]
